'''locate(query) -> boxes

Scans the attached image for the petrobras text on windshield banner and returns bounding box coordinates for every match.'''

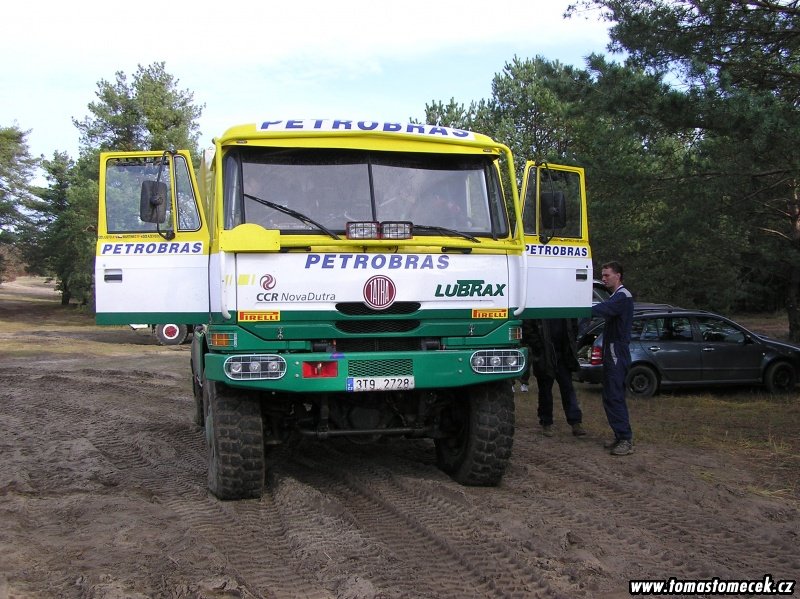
[304,254,450,270]
[526,244,589,257]
[259,119,475,140]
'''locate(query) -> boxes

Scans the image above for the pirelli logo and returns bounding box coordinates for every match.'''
[472,308,508,319]
[239,311,280,322]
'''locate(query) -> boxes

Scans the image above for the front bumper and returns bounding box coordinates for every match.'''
[204,348,526,392]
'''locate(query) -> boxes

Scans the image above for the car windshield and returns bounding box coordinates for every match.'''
[222,147,509,237]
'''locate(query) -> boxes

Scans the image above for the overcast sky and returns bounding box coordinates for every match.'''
[2,0,611,162]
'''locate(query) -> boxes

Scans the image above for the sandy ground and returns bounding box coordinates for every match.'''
[0,278,798,598]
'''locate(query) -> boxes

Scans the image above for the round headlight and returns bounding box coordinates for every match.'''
[505,355,519,367]
[230,362,243,374]
[249,360,262,373]
[471,355,486,368]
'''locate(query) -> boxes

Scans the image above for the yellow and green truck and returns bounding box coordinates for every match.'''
[95,119,592,499]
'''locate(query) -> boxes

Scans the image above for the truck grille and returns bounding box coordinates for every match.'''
[336,320,420,334]
[349,359,413,377]
[336,302,420,316]
[336,338,421,352]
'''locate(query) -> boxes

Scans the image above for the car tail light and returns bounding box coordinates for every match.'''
[590,346,603,366]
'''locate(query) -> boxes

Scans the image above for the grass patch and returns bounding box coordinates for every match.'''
[569,384,800,499]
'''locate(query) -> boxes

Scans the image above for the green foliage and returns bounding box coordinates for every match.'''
[570,0,800,336]
[73,62,204,157]
[0,126,39,282]
[0,126,38,231]
[19,152,97,305]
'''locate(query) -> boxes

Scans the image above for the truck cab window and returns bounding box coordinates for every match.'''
[223,148,508,237]
[105,157,174,233]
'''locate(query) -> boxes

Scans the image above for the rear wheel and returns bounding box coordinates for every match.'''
[626,364,658,398]
[203,376,265,499]
[155,323,189,345]
[765,361,797,393]
[434,381,515,486]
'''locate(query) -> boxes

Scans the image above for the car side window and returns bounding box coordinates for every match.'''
[697,316,745,344]
[661,317,693,341]
[640,318,660,341]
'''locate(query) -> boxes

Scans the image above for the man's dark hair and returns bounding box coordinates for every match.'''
[602,261,624,280]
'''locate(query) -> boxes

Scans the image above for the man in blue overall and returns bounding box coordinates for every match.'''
[591,261,635,456]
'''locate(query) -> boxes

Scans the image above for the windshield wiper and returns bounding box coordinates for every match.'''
[413,225,481,243]
[243,193,341,240]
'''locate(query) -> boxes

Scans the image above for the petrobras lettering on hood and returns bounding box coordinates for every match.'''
[305,254,450,270]
[100,241,204,255]
[526,244,589,258]
[258,119,475,140]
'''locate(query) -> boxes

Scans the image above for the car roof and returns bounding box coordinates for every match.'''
[631,305,724,318]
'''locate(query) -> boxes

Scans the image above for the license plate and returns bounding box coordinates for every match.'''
[346,376,415,392]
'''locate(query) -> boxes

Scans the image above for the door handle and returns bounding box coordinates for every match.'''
[702,347,715,352]
[104,269,122,282]
[648,346,661,351]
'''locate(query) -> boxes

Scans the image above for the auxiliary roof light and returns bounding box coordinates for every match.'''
[345,221,413,240]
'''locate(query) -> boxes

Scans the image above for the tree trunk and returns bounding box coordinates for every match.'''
[61,288,71,306]
[787,182,800,342]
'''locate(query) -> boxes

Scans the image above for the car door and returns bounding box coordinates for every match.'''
[519,162,593,319]
[695,315,764,382]
[638,316,704,383]
[95,151,210,325]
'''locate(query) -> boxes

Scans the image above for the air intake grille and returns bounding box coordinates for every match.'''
[349,359,413,377]
[336,320,420,334]
[336,338,422,352]
[336,302,420,316]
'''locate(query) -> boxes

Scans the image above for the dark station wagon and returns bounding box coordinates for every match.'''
[575,306,800,397]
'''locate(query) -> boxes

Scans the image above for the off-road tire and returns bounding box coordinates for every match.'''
[155,324,189,346]
[764,361,797,394]
[434,381,515,486]
[626,364,658,398]
[203,377,265,500]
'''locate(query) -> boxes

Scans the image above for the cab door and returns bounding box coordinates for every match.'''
[519,162,593,319]
[95,151,210,325]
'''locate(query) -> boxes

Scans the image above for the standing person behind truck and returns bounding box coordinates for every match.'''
[527,319,586,438]
[592,261,635,456]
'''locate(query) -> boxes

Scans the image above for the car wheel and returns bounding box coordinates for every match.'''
[155,323,189,345]
[626,364,658,398]
[764,361,797,394]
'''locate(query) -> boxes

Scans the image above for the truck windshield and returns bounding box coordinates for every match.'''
[223,148,509,237]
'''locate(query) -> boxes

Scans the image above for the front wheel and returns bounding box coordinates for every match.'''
[764,361,797,393]
[203,377,265,500]
[626,364,659,398]
[434,381,515,486]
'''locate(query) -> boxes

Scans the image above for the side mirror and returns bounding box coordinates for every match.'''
[140,181,168,224]
[541,190,566,230]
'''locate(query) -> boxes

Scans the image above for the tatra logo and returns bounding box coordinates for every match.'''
[363,275,396,310]
[260,274,276,290]
[435,280,506,297]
